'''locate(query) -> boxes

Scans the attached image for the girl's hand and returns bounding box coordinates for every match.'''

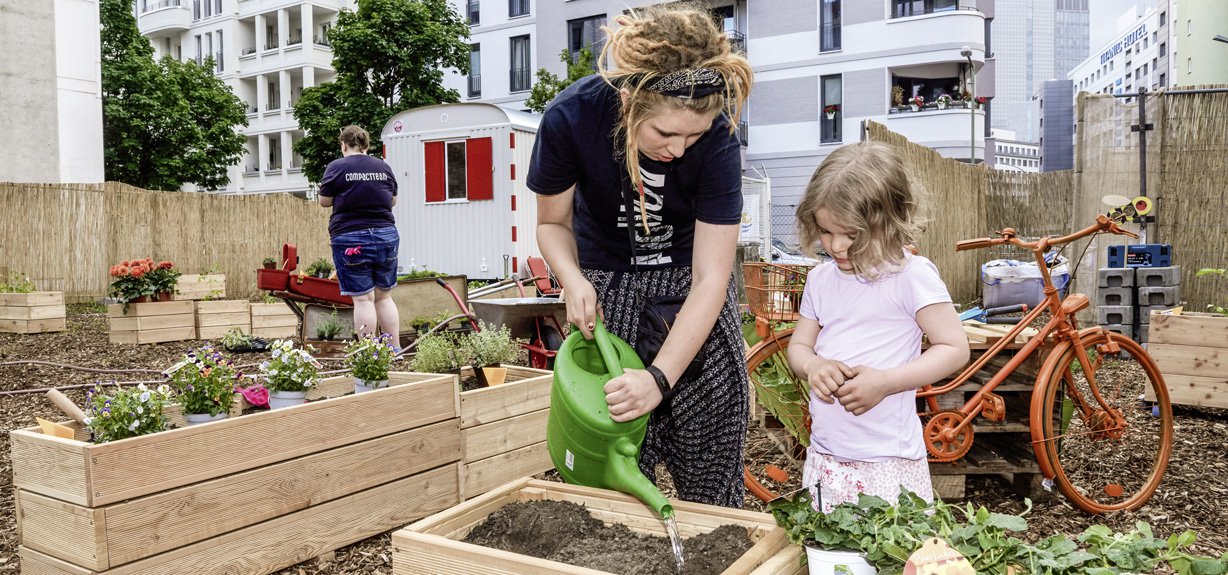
[806,357,855,404]
[604,369,662,422]
[835,365,891,415]
[563,278,600,339]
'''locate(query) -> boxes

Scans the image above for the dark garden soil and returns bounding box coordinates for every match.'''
[462,500,752,575]
[0,305,1225,574]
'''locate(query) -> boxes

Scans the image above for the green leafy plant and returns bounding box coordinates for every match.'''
[409,332,470,373]
[145,260,181,295]
[397,268,446,281]
[261,340,322,393]
[345,332,397,384]
[108,258,158,304]
[261,294,279,304]
[464,321,520,367]
[1196,268,1227,315]
[221,327,252,349]
[524,47,595,113]
[305,258,334,279]
[164,345,239,416]
[83,383,174,443]
[0,271,36,293]
[314,309,346,340]
[262,256,278,269]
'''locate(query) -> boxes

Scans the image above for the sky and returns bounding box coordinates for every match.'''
[1089,0,1149,49]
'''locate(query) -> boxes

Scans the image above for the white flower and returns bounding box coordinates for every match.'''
[157,384,170,395]
[82,417,93,426]
[128,420,139,431]
[269,369,279,376]
[137,405,144,415]
[140,391,151,403]
[137,382,148,391]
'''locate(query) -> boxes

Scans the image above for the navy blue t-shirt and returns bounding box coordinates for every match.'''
[527,75,743,272]
[319,154,398,237]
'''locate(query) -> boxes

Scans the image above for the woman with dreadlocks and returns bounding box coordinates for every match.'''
[528,3,753,507]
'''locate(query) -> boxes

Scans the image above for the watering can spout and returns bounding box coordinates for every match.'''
[608,437,674,519]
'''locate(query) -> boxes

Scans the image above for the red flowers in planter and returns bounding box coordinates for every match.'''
[109,257,179,304]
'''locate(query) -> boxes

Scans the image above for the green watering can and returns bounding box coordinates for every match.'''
[547,317,673,519]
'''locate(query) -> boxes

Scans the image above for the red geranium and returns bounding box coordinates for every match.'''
[157,261,173,270]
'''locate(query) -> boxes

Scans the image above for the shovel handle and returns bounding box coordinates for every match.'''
[47,389,88,425]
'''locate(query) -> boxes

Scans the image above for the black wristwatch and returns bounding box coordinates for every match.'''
[645,365,673,402]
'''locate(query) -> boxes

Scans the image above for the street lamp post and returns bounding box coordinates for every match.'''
[960,45,975,164]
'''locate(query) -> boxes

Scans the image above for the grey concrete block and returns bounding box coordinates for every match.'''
[1136,323,1149,343]
[1098,267,1135,288]
[1139,304,1175,324]
[1100,323,1134,339]
[1096,286,1134,306]
[1097,305,1134,325]
[1137,285,1181,306]
[1135,266,1182,287]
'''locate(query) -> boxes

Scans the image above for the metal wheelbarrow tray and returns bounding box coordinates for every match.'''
[467,297,566,339]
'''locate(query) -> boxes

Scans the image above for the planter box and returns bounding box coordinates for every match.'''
[458,366,554,500]
[194,299,251,340]
[0,292,66,334]
[12,372,462,574]
[1148,310,1228,408]
[175,274,226,301]
[392,478,804,575]
[250,302,297,338]
[107,301,195,344]
[391,275,468,336]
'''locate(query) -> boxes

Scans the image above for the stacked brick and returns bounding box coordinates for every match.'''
[1097,244,1181,346]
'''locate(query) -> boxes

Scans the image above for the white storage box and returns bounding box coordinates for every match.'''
[981,258,1069,308]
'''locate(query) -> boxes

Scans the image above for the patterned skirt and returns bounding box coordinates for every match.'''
[801,447,934,513]
[582,266,749,508]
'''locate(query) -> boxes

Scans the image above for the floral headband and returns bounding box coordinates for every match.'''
[642,67,726,99]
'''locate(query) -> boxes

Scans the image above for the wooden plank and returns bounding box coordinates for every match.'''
[1156,373,1228,408]
[109,326,196,345]
[197,325,249,340]
[101,464,459,575]
[1149,344,1228,379]
[174,274,226,301]
[109,313,194,331]
[459,368,552,428]
[197,312,250,327]
[107,301,194,317]
[462,409,549,462]
[1150,312,1228,347]
[394,532,598,575]
[251,314,298,329]
[0,291,64,306]
[251,326,297,338]
[0,304,66,320]
[10,429,90,506]
[463,441,553,500]
[17,547,95,575]
[249,303,296,317]
[194,300,249,314]
[0,317,67,334]
[16,490,108,570]
[100,420,461,566]
[931,475,965,500]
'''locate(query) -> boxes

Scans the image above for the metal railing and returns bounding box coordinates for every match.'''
[241,46,257,56]
[141,0,182,13]
[264,36,279,50]
[266,161,282,172]
[244,164,260,175]
[287,35,302,46]
[820,23,841,52]
[727,30,746,55]
[509,67,530,92]
[314,35,330,47]
[266,101,281,111]
[891,2,979,19]
[468,74,482,97]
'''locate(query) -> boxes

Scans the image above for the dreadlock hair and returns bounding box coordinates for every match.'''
[597,3,753,194]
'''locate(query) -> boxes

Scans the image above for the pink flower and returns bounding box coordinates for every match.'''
[344,246,362,256]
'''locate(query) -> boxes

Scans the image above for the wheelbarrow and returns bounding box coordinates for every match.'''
[435,279,567,369]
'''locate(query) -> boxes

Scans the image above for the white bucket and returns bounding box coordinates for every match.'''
[805,546,877,575]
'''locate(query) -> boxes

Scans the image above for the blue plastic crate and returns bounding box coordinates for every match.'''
[1106,244,1171,268]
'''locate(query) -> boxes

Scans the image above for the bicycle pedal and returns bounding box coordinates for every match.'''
[979,393,1006,422]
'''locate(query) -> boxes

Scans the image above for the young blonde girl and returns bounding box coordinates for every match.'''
[788,141,970,512]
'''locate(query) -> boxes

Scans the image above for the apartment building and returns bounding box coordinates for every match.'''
[1174,0,1228,87]
[442,0,537,110]
[137,0,351,195]
[985,128,1040,172]
[1068,2,1174,97]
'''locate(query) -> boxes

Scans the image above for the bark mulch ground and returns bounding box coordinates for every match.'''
[0,305,1224,574]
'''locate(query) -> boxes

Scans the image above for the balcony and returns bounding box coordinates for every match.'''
[137,1,191,34]
[244,164,260,175]
[314,35,331,47]
[265,161,283,173]
[727,30,746,55]
[264,36,280,51]
[468,74,481,98]
[885,107,985,161]
[890,1,979,19]
[241,46,257,57]
[883,5,984,59]
[287,35,303,47]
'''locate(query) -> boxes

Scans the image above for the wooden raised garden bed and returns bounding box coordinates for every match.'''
[458,366,554,500]
[392,478,804,575]
[250,302,297,339]
[174,273,226,300]
[0,292,66,334]
[12,372,462,575]
[1148,310,1228,408]
[107,301,196,344]
[194,299,251,340]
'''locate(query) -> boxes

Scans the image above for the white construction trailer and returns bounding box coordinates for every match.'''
[381,103,541,280]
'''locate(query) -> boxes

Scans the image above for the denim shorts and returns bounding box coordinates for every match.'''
[330,226,399,296]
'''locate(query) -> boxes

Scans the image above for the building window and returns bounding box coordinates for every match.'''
[1160,42,1167,56]
[468,44,481,97]
[1160,73,1166,87]
[1143,37,1148,49]
[821,74,842,144]
[1187,19,1192,36]
[192,0,200,20]
[1160,11,1166,26]
[509,0,528,18]
[568,15,606,69]
[445,141,467,200]
[216,30,224,72]
[892,0,959,18]
[509,35,531,92]
[466,0,479,25]
[425,138,493,202]
[821,0,841,52]
[1187,57,1192,74]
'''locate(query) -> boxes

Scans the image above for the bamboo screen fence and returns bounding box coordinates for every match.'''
[0,182,331,302]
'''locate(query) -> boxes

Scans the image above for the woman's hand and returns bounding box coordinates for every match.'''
[834,365,891,415]
[562,277,600,339]
[604,369,663,422]
[806,356,854,404]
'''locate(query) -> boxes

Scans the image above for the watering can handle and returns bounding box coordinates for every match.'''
[591,317,625,378]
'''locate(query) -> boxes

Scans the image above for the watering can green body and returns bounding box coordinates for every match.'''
[547,319,674,519]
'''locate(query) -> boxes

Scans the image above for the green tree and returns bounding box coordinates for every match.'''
[523,48,595,114]
[100,0,247,191]
[294,0,471,183]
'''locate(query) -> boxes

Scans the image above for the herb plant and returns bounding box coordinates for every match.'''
[164,345,240,416]
[465,321,519,367]
[261,340,322,393]
[314,309,347,340]
[221,327,252,349]
[345,332,396,383]
[305,258,334,278]
[83,383,174,443]
[0,271,35,293]
[409,332,470,373]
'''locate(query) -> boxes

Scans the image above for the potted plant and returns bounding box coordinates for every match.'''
[305,258,334,279]
[974,96,989,109]
[260,339,322,409]
[108,259,156,309]
[464,321,520,387]
[891,85,905,108]
[262,257,278,270]
[164,345,240,425]
[83,383,174,443]
[145,260,181,301]
[961,88,972,108]
[910,95,924,112]
[936,94,952,109]
[823,104,840,120]
[345,332,397,393]
[409,331,470,375]
[221,326,268,352]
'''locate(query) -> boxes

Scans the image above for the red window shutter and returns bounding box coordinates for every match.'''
[466,137,493,201]
[424,141,445,203]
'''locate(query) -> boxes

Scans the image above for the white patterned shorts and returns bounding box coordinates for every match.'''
[802,447,934,513]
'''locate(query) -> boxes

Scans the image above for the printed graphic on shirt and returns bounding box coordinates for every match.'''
[619,166,676,265]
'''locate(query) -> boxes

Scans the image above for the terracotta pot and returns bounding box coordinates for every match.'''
[263,262,277,270]
[481,365,508,386]
[156,292,173,302]
[129,295,149,303]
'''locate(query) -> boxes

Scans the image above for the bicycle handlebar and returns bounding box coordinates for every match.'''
[955,215,1138,252]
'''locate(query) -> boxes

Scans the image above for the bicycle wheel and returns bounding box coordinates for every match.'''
[1033,328,1173,513]
[744,330,810,502]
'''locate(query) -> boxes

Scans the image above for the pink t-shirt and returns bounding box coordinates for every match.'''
[799,255,952,462]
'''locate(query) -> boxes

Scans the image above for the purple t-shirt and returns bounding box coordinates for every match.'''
[799,254,953,462]
[319,154,398,237]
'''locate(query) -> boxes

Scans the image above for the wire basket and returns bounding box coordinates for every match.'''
[742,262,814,322]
